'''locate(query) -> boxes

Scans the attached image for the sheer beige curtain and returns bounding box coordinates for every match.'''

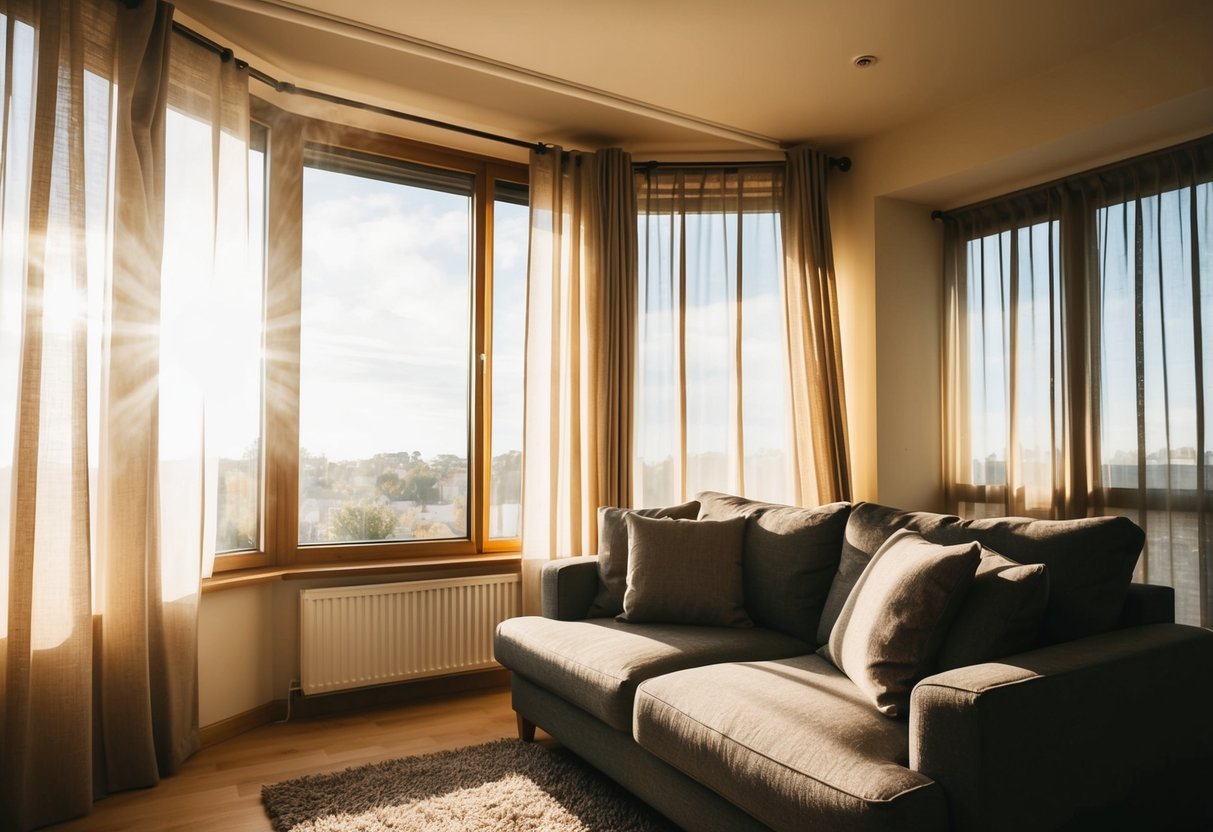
[634,166,795,506]
[943,136,1213,626]
[783,146,851,504]
[0,2,251,827]
[521,147,635,611]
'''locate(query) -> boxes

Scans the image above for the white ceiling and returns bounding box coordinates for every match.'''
[176,0,1208,159]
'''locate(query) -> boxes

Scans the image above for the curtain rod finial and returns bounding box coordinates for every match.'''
[829,156,852,172]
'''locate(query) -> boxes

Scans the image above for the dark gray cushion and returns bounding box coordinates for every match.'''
[697,491,850,642]
[620,515,750,627]
[936,550,1049,670]
[818,502,1144,646]
[635,655,947,832]
[494,616,808,731]
[587,500,700,618]
[820,530,980,717]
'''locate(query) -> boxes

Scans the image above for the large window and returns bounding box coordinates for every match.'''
[298,149,474,545]
[944,137,1213,626]
[209,105,527,569]
[488,182,528,539]
[635,168,794,507]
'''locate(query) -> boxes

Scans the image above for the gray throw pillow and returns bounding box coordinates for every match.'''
[697,491,849,643]
[587,500,700,617]
[820,529,980,717]
[817,502,1143,647]
[619,514,751,627]
[935,550,1049,670]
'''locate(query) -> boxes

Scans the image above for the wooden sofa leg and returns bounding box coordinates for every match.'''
[517,714,536,742]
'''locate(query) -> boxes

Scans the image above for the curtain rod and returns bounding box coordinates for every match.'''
[635,158,852,172]
[170,20,853,172]
[171,21,543,152]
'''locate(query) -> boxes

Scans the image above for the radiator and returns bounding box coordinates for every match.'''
[299,573,521,695]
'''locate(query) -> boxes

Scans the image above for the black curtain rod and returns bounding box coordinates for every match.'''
[170,21,853,172]
[171,21,542,152]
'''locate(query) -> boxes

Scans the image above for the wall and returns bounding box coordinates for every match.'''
[197,584,274,726]
[831,1,1213,510]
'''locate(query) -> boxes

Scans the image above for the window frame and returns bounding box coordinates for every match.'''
[211,98,526,573]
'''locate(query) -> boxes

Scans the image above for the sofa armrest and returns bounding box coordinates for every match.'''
[1117,581,1174,627]
[911,624,1213,832]
[540,556,600,620]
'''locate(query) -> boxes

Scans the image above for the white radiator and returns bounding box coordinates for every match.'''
[299,573,521,695]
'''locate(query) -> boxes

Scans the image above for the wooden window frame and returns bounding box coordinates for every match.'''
[212,98,526,573]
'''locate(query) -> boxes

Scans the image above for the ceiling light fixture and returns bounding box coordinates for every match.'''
[853,55,878,68]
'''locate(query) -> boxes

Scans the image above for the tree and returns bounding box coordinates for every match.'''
[376,470,408,501]
[329,502,398,541]
[404,464,439,510]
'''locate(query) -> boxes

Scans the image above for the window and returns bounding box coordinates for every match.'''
[218,103,528,569]
[488,182,528,540]
[214,122,267,554]
[299,148,474,545]
[944,136,1213,625]
[634,168,794,507]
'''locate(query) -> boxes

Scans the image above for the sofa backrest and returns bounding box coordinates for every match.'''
[818,502,1148,647]
[697,492,851,643]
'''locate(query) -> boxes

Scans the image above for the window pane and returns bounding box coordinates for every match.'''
[635,170,792,507]
[299,149,472,545]
[489,183,527,539]
[963,219,1061,509]
[214,123,267,554]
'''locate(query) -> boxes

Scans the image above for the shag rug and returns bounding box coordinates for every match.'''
[261,738,681,832]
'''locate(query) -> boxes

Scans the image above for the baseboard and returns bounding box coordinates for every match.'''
[287,668,511,720]
[199,700,284,749]
[198,668,511,747]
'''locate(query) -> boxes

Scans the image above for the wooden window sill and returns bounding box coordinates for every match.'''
[201,552,522,594]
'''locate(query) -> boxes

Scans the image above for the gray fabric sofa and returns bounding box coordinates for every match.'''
[494,496,1213,832]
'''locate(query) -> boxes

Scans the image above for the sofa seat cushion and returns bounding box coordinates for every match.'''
[494,616,808,731]
[634,655,947,832]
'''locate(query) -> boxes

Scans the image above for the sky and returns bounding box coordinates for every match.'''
[299,164,528,464]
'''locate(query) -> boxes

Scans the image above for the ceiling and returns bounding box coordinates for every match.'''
[176,0,1207,160]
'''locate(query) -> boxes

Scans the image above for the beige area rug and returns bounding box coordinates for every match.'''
[261,738,681,832]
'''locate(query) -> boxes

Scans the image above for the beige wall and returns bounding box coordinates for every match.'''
[831,2,1213,510]
[197,584,274,726]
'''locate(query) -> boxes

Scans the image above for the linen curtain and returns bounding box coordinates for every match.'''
[943,136,1213,626]
[521,146,635,612]
[0,1,252,827]
[634,166,796,506]
[783,146,852,505]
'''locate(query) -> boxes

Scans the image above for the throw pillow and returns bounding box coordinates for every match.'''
[587,499,700,617]
[696,491,849,643]
[820,529,980,717]
[935,550,1049,670]
[619,514,751,627]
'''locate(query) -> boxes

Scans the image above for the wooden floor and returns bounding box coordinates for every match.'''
[46,686,526,832]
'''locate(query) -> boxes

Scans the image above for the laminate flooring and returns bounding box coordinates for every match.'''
[45,686,526,832]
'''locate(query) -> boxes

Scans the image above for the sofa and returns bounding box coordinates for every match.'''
[494,494,1213,832]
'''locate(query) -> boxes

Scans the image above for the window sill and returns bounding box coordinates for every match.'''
[201,552,522,594]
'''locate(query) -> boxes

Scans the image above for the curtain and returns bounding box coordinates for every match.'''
[521,146,634,612]
[634,166,795,506]
[0,1,252,826]
[943,136,1213,626]
[783,146,852,504]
